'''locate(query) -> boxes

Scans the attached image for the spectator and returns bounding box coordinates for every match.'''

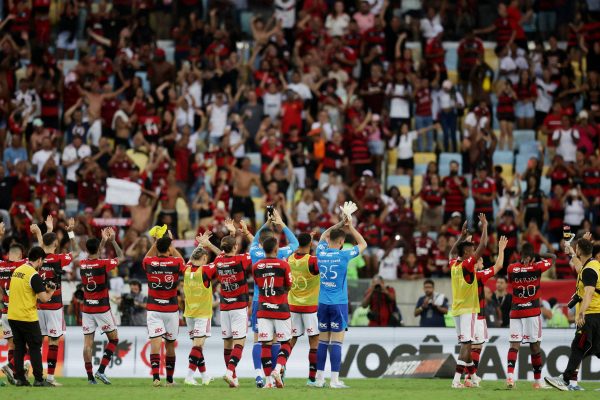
[361,275,400,327]
[496,79,516,150]
[483,286,502,327]
[552,115,580,164]
[492,276,512,327]
[414,279,448,327]
[119,280,147,326]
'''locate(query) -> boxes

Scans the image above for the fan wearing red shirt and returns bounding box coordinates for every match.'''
[252,237,293,388]
[541,103,564,147]
[202,234,253,388]
[358,213,383,276]
[471,166,496,223]
[442,161,469,222]
[143,235,186,387]
[506,243,556,389]
[0,241,26,380]
[34,218,75,386]
[79,228,123,385]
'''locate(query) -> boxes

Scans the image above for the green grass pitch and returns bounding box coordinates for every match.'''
[2,378,600,399]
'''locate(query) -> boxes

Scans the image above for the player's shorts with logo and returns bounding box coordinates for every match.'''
[82,311,117,335]
[186,317,212,339]
[1,313,12,338]
[473,317,489,345]
[147,310,179,341]
[221,307,248,339]
[257,317,292,342]
[509,316,542,343]
[317,303,348,333]
[291,312,319,337]
[38,308,66,338]
[453,313,476,343]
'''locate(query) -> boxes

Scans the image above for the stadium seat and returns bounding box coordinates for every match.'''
[414,152,436,165]
[413,175,423,193]
[413,163,428,176]
[540,176,552,196]
[246,152,261,174]
[492,151,514,166]
[465,197,475,221]
[387,175,411,189]
[135,71,151,93]
[412,199,422,220]
[399,185,412,198]
[439,152,462,176]
[500,164,513,182]
[518,140,541,156]
[513,130,536,147]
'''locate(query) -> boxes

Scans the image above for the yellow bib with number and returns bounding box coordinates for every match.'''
[288,254,320,309]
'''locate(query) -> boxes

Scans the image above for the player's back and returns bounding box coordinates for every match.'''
[0,259,24,314]
[143,255,185,312]
[252,257,292,319]
[316,241,358,305]
[211,253,251,310]
[80,258,118,314]
[507,260,550,318]
[38,252,72,310]
[183,263,213,318]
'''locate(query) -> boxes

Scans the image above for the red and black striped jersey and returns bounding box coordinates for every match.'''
[204,253,251,311]
[494,17,513,47]
[554,252,575,280]
[514,82,537,101]
[143,256,186,313]
[457,37,484,72]
[38,253,73,310]
[582,168,600,200]
[472,177,496,213]
[476,268,495,319]
[507,259,553,318]
[252,258,292,319]
[322,142,345,172]
[80,258,119,314]
[414,87,432,117]
[496,93,515,116]
[0,259,26,314]
[442,176,468,212]
[358,222,382,247]
[421,185,443,207]
[548,197,565,231]
[496,223,518,250]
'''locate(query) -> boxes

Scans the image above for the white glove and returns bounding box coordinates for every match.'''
[340,201,358,220]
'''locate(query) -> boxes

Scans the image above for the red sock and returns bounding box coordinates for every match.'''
[188,346,201,372]
[466,364,476,376]
[507,348,518,374]
[531,352,542,380]
[227,344,244,373]
[276,342,291,367]
[150,353,160,380]
[8,349,14,370]
[98,338,118,373]
[455,363,465,376]
[471,348,481,369]
[85,361,93,380]
[224,348,236,378]
[261,344,273,376]
[308,349,317,380]
[166,356,175,383]
[47,344,59,376]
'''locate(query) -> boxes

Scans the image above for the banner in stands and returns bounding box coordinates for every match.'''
[2,327,599,379]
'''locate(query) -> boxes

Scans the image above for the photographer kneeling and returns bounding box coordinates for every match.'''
[546,238,600,391]
[361,276,402,327]
[119,280,147,326]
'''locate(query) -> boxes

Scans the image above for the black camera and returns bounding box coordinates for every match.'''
[46,281,57,290]
[567,293,582,309]
[266,205,275,218]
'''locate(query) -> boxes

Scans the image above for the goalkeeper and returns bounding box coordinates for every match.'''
[314,202,367,388]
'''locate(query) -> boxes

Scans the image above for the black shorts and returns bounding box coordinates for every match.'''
[571,313,600,357]
[498,113,515,122]
[231,196,255,218]
[396,158,414,171]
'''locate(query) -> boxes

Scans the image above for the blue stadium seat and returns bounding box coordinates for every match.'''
[518,140,541,156]
[514,130,536,147]
[135,71,150,93]
[387,175,411,189]
[540,176,552,196]
[465,197,475,221]
[246,152,261,174]
[413,163,428,176]
[439,152,462,176]
[492,150,514,166]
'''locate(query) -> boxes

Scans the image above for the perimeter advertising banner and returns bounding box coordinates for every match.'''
[2,327,599,379]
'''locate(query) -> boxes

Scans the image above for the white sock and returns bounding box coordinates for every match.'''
[453,360,466,384]
[201,372,208,380]
[274,364,282,374]
[316,370,324,381]
[255,368,263,377]
[507,372,514,380]
[47,374,54,381]
[570,380,578,386]
[331,371,339,384]
[266,375,273,385]
[226,370,233,379]
[187,369,195,380]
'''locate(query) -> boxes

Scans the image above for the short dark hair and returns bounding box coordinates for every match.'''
[156,237,172,253]
[578,238,593,257]
[330,228,346,242]
[424,279,434,287]
[42,232,57,247]
[191,247,208,260]
[593,244,600,259]
[221,236,237,253]
[521,243,535,260]
[129,279,141,289]
[86,238,100,254]
[263,237,278,254]
[496,276,508,283]
[28,246,46,262]
[298,233,312,247]
[457,241,474,257]
[259,228,274,244]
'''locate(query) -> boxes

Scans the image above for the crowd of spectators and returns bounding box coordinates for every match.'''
[0,0,599,322]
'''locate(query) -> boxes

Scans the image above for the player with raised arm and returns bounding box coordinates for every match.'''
[143,230,186,387]
[183,233,216,386]
[202,221,253,388]
[506,242,556,389]
[249,210,298,388]
[448,214,488,389]
[0,220,26,384]
[252,236,293,388]
[33,216,75,387]
[79,227,124,385]
[465,235,508,387]
[315,202,367,389]
[288,232,320,386]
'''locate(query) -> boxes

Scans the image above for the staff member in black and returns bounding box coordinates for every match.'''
[7,246,56,387]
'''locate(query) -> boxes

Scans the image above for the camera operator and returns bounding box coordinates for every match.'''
[67,283,84,326]
[119,280,147,326]
[361,276,401,327]
[546,237,600,391]
[415,279,449,327]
